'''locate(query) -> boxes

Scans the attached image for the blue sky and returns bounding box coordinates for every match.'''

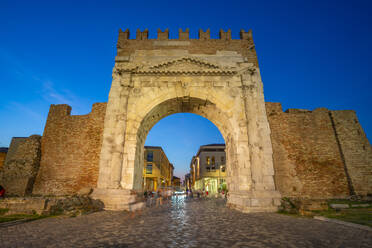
[0,0,371,179]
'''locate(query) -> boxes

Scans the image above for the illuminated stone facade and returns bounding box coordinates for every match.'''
[91,28,282,212]
[191,144,227,195]
[143,146,173,191]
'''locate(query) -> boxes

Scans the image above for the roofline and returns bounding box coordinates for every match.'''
[144,146,163,149]
[145,146,174,166]
[195,143,225,157]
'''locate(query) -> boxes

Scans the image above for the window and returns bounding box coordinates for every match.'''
[212,156,215,165]
[206,167,210,172]
[146,164,152,174]
[221,156,225,163]
[221,166,225,172]
[206,156,210,165]
[147,151,153,162]
[212,167,216,171]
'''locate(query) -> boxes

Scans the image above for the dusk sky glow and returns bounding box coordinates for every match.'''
[0,0,371,179]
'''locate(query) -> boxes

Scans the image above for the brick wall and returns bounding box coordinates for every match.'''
[266,102,372,198]
[0,136,41,196]
[32,103,106,195]
[0,151,7,169]
[266,103,350,198]
[330,111,372,195]
[27,100,370,198]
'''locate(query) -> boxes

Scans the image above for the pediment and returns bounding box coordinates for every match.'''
[116,57,237,76]
[149,57,221,70]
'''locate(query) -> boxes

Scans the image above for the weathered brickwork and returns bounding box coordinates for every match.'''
[266,102,371,198]
[0,135,41,196]
[330,110,372,195]
[12,101,369,200]
[32,103,106,195]
[0,148,7,169]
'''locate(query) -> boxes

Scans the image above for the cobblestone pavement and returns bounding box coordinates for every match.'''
[1,196,371,248]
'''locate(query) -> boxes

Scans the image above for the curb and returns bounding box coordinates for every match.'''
[314,216,372,232]
[0,218,32,228]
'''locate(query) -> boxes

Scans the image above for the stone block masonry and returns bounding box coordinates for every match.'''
[266,103,372,198]
[32,103,106,195]
[0,135,41,196]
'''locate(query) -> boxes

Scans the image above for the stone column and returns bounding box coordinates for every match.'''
[228,68,281,212]
[92,72,138,210]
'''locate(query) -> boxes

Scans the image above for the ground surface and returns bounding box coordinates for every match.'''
[1,196,371,248]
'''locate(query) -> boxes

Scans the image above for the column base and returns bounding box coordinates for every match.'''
[227,190,282,213]
[91,188,143,211]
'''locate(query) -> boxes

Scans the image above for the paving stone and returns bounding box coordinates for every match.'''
[0,197,371,248]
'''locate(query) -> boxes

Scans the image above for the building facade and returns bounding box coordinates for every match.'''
[184,173,191,192]
[191,144,227,195]
[172,176,181,189]
[143,146,173,191]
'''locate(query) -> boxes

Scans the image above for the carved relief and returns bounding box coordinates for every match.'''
[116,56,238,76]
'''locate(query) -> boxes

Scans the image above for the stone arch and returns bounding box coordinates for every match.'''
[117,80,244,194]
[92,52,281,212]
[127,96,238,195]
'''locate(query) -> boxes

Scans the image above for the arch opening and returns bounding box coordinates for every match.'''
[142,113,225,194]
[127,97,239,197]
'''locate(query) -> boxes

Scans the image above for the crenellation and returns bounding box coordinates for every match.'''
[117,28,254,40]
[178,28,189,40]
[198,29,210,40]
[136,29,148,40]
[219,29,232,40]
[115,28,258,66]
[119,28,130,39]
[157,28,169,40]
[240,29,252,40]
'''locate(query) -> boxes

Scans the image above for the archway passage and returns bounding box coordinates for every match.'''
[131,97,235,195]
[91,30,281,212]
[142,112,226,196]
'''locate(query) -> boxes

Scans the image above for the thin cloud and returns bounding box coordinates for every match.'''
[42,81,74,105]
[0,48,91,115]
[41,81,91,114]
[8,102,44,120]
